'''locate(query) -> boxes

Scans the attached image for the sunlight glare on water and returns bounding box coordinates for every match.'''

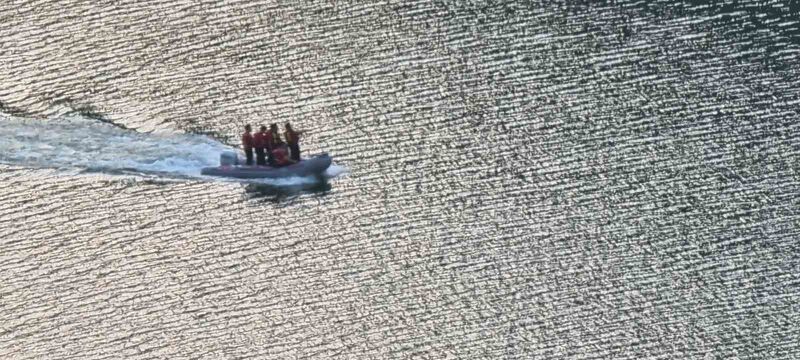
[0,1,799,359]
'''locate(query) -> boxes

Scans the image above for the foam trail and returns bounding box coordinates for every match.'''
[211,175,320,186]
[0,112,229,178]
[323,163,348,179]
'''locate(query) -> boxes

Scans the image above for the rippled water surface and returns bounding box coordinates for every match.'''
[2,1,799,358]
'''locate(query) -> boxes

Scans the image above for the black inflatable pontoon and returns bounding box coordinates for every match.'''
[201,152,332,179]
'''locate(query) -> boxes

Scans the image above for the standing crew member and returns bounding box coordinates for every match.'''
[284,122,304,162]
[241,124,254,166]
[252,125,268,166]
[266,123,283,166]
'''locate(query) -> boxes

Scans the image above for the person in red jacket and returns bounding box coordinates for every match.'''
[252,125,268,166]
[241,124,254,165]
[272,144,292,167]
[284,122,304,162]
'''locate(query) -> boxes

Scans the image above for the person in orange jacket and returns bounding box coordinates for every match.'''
[266,123,283,166]
[284,122,305,162]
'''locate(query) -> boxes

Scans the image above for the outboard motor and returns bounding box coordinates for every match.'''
[219,151,239,166]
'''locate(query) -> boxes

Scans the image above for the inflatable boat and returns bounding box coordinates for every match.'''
[201,151,332,179]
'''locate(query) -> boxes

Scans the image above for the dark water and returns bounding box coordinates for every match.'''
[2,1,799,358]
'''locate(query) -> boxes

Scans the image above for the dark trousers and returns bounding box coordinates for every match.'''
[288,143,300,162]
[267,148,276,167]
[244,148,254,166]
[255,148,267,166]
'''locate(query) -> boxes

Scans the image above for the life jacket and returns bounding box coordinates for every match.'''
[270,130,283,146]
[252,132,266,149]
[241,132,253,150]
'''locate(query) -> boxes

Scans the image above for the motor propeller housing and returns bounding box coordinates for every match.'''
[219,151,239,166]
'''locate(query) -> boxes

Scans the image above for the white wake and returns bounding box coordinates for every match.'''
[0,113,228,177]
[0,112,346,185]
